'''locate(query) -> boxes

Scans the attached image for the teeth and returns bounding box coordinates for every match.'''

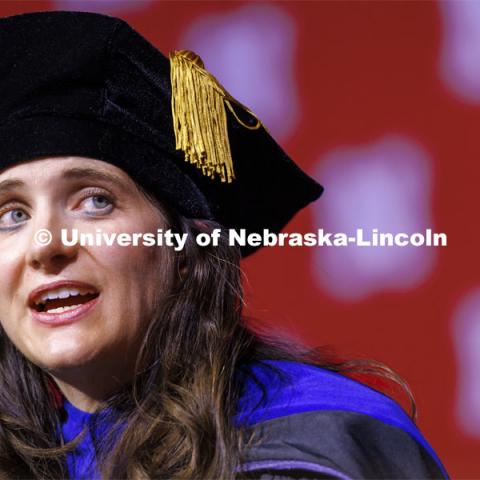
[46,304,82,314]
[58,288,72,299]
[36,287,95,305]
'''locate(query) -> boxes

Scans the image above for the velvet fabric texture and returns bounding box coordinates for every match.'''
[0,11,323,256]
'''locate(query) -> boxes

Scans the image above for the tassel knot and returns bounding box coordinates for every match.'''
[170,49,262,183]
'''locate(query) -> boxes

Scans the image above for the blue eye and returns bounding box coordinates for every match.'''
[92,195,110,209]
[80,194,114,215]
[0,208,29,229]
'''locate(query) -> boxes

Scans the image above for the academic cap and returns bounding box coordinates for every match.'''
[0,10,323,256]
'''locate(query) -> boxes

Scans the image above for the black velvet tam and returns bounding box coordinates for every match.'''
[0,10,323,256]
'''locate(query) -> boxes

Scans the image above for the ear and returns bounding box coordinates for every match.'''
[176,219,210,281]
[192,219,210,231]
[179,257,188,277]
[176,246,188,282]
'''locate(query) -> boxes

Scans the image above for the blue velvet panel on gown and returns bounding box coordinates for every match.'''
[61,360,449,479]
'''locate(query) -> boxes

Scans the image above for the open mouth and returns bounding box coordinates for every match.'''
[31,288,100,314]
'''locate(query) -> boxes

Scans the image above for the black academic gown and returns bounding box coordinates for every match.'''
[234,360,449,479]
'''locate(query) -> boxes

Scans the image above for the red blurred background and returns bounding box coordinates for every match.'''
[2,1,478,477]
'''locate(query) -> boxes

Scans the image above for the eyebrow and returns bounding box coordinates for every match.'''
[0,167,130,196]
[0,179,24,195]
[61,168,129,191]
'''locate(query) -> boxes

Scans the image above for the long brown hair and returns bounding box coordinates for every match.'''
[0,200,415,479]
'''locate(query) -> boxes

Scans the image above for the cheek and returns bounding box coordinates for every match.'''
[95,242,160,279]
[0,246,27,324]
[84,217,163,273]
[0,249,28,357]
[93,242,165,321]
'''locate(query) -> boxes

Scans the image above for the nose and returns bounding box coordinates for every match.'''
[26,212,78,273]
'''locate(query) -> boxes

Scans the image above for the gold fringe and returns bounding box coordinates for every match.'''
[170,50,262,183]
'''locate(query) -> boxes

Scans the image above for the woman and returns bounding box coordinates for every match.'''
[0,10,448,480]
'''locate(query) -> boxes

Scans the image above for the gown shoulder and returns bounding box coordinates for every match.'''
[234,360,449,480]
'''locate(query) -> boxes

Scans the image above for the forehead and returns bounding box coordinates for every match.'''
[0,156,135,189]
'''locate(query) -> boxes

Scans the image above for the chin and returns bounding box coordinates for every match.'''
[37,354,93,373]
[31,340,99,373]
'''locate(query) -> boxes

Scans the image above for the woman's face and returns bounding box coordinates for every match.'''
[0,156,169,383]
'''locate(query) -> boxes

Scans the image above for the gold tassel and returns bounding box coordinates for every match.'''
[170,50,262,183]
